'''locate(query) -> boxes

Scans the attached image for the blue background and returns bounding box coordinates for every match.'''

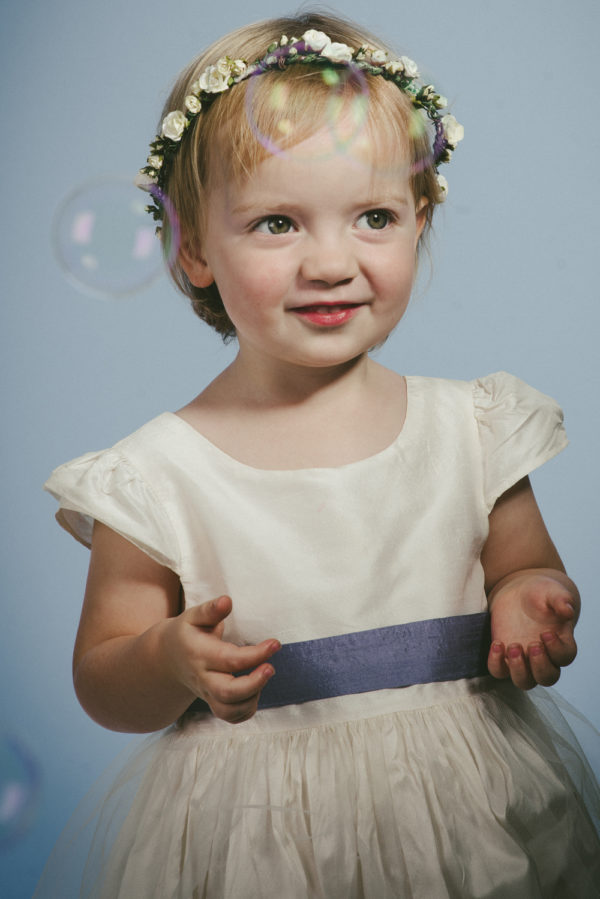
[2,0,599,895]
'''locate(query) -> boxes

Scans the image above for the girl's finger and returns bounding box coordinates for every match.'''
[541,630,577,667]
[208,638,281,674]
[204,664,275,718]
[487,641,510,679]
[505,644,536,690]
[527,642,561,686]
[184,595,233,629]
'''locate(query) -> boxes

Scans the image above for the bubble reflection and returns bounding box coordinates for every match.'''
[0,734,41,849]
[52,175,177,299]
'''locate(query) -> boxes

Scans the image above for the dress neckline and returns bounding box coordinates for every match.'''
[162,376,420,475]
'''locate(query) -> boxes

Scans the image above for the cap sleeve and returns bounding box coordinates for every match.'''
[472,371,568,512]
[44,449,181,572]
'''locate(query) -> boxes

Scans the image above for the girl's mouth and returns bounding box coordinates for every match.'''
[291,303,364,327]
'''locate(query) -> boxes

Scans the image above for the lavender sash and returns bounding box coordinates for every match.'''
[255,611,491,709]
[188,612,490,714]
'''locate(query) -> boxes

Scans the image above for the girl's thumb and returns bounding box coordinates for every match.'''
[187,595,233,628]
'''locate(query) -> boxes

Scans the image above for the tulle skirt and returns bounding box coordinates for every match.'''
[35,678,600,899]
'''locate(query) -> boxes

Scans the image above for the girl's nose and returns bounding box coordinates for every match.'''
[300,236,359,286]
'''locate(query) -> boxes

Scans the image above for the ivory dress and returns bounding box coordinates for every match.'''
[39,372,600,898]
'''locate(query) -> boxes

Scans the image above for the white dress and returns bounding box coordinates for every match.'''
[38,372,600,898]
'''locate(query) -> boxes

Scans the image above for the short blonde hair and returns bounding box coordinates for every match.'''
[160,11,443,339]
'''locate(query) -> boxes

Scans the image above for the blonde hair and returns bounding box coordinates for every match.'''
[160,11,443,339]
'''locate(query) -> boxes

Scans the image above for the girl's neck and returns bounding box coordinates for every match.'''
[219,348,372,410]
[178,353,407,471]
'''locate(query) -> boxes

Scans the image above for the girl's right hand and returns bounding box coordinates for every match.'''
[159,595,280,723]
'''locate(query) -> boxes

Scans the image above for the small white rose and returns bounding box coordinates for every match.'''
[147,154,163,169]
[265,55,278,66]
[321,42,353,62]
[436,174,448,199]
[399,56,419,78]
[302,29,331,52]
[385,59,405,75]
[216,57,231,76]
[288,48,298,57]
[435,95,448,109]
[198,65,230,93]
[231,59,247,78]
[370,49,388,64]
[161,109,188,141]
[134,171,157,191]
[442,114,464,145]
[280,35,288,46]
[184,95,201,114]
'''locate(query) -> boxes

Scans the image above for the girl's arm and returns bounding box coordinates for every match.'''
[481,476,579,690]
[72,521,280,733]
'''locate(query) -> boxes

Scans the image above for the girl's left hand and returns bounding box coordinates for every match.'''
[487,572,578,690]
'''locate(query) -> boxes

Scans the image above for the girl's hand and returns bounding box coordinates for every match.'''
[487,572,578,690]
[159,595,280,723]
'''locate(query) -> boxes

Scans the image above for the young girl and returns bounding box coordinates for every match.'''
[39,10,600,898]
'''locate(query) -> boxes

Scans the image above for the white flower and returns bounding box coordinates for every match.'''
[280,35,288,46]
[161,109,188,141]
[436,173,448,199]
[265,55,278,66]
[442,114,464,145]
[288,48,298,57]
[184,94,201,114]
[216,57,232,76]
[385,59,405,75]
[399,56,419,78]
[190,79,201,94]
[435,94,447,109]
[198,65,230,93]
[134,171,157,190]
[302,29,331,51]
[321,42,353,63]
[231,58,247,78]
[370,49,388,64]
[147,154,163,169]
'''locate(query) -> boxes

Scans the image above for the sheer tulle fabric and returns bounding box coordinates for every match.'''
[35,681,600,899]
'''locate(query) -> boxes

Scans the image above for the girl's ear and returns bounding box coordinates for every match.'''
[178,242,214,288]
[415,197,428,245]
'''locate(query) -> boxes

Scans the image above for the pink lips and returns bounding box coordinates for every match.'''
[291,303,363,327]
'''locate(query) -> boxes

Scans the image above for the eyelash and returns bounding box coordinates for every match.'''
[356,209,395,231]
[253,216,294,235]
[253,209,397,236]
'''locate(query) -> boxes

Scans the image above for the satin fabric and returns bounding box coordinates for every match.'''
[38,373,599,897]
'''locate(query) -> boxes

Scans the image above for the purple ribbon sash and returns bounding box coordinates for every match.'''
[188,612,490,714]
[255,611,491,709]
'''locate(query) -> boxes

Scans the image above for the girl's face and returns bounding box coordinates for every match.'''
[181,125,427,374]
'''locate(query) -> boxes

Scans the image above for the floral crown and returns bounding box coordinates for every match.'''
[136,29,464,224]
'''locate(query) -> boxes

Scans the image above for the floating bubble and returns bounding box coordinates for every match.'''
[52,175,179,299]
[243,62,370,163]
[0,734,41,849]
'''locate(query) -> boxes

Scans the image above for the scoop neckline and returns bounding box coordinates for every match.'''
[163,376,419,475]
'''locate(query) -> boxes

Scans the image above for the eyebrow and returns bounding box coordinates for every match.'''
[231,196,410,216]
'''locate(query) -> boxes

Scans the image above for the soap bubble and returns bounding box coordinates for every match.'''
[0,734,41,849]
[52,176,179,299]
[244,63,370,162]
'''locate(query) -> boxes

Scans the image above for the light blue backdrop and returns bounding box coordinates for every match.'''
[2,1,598,895]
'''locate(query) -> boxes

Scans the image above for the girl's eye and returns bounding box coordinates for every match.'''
[357,210,392,230]
[255,216,293,235]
